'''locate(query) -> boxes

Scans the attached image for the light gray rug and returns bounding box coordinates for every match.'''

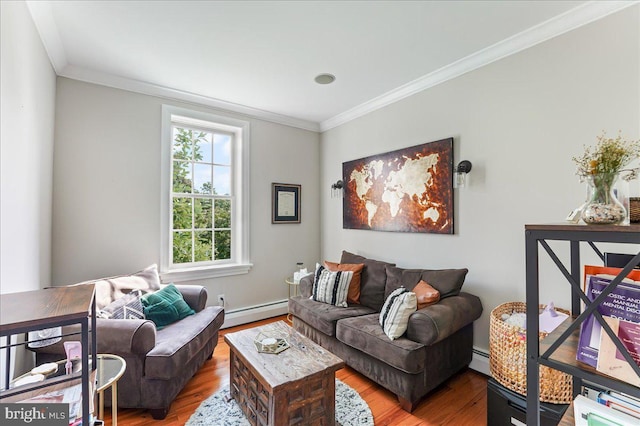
[186,379,374,426]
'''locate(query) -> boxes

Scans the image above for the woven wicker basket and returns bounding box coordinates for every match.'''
[630,197,640,223]
[489,302,573,404]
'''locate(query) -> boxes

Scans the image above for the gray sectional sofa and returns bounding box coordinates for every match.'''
[288,251,483,412]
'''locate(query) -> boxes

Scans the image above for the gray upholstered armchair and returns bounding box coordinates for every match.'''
[32,283,225,420]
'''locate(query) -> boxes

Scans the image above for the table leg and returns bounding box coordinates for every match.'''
[98,389,104,421]
[112,381,118,426]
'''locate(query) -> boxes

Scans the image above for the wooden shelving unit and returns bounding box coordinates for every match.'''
[0,285,97,425]
[525,223,640,426]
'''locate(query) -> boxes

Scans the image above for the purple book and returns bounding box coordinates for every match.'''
[576,275,640,367]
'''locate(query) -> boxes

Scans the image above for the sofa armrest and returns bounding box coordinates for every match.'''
[299,275,313,298]
[406,292,483,346]
[29,319,156,358]
[96,318,156,355]
[175,285,207,312]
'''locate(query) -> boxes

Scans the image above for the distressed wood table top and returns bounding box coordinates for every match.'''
[224,320,344,389]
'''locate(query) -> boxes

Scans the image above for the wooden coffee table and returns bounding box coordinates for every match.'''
[224,320,344,425]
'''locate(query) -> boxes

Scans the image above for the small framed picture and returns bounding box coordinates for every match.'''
[272,183,301,224]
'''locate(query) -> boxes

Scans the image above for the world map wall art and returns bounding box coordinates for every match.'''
[343,138,453,234]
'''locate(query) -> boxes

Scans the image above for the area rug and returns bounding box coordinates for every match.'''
[186,379,374,426]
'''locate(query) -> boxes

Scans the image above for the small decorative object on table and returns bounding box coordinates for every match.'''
[293,262,308,284]
[254,331,289,354]
[572,131,640,225]
[64,341,82,374]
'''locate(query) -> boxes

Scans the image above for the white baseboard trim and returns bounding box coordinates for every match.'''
[470,347,490,376]
[221,300,289,329]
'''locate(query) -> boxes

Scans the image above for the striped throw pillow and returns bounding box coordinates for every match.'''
[311,263,353,307]
[379,287,417,340]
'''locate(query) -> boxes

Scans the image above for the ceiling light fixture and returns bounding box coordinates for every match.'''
[314,73,336,85]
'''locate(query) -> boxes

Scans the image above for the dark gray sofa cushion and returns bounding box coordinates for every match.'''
[341,250,395,311]
[145,306,224,380]
[288,295,376,336]
[384,265,468,299]
[405,292,483,345]
[336,313,426,374]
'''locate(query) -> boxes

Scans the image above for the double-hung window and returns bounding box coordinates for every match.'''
[161,105,251,281]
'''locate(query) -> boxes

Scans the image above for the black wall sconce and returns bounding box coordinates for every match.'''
[454,160,472,188]
[331,180,344,198]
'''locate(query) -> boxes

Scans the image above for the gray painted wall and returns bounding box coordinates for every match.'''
[1,1,56,295]
[0,0,57,385]
[52,78,321,312]
[320,6,640,352]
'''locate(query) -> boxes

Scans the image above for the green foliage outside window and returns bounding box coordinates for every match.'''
[172,127,231,264]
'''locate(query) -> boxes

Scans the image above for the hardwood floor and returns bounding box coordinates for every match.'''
[106,315,488,425]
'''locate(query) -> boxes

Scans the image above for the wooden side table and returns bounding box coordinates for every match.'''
[96,354,126,426]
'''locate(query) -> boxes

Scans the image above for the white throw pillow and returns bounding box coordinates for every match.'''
[90,264,161,309]
[379,287,417,340]
[311,263,353,308]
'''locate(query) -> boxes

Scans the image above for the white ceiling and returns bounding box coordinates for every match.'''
[26,1,635,131]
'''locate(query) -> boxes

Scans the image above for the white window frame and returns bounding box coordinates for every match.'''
[161,105,251,282]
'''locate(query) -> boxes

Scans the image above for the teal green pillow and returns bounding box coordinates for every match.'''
[141,284,195,329]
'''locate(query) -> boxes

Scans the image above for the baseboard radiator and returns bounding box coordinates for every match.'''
[221,300,288,329]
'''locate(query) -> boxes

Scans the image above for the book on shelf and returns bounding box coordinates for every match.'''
[576,267,640,368]
[597,390,640,419]
[574,394,640,426]
[596,316,640,387]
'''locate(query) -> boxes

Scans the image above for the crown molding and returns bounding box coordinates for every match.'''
[319,1,639,132]
[27,1,637,134]
[59,65,320,132]
[26,1,68,72]
[25,2,319,133]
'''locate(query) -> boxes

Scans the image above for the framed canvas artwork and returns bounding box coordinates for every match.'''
[342,138,453,234]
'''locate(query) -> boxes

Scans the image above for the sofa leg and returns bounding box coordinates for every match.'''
[149,407,170,420]
[207,351,213,360]
[397,396,418,413]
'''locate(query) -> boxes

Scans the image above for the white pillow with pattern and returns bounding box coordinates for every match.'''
[311,263,353,308]
[379,287,417,339]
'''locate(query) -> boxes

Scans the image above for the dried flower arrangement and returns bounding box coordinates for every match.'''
[572,131,640,181]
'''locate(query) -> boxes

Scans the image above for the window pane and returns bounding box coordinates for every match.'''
[194,198,212,229]
[195,132,213,163]
[213,165,231,196]
[215,230,231,260]
[214,199,231,228]
[172,127,193,160]
[173,161,192,193]
[173,198,192,230]
[214,134,231,165]
[173,231,192,264]
[194,231,213,262]
[193,163,212,194]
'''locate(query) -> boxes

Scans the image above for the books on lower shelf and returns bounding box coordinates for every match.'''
[574,393,640,426]
[596,390,640,419]
[576,267,640,374]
